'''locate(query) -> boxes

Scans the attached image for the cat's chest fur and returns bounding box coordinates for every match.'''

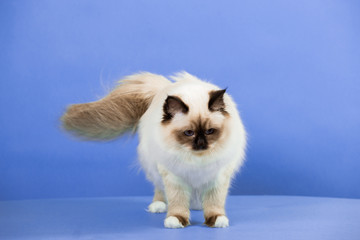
[162,156,227,189]
[157,154,236,210]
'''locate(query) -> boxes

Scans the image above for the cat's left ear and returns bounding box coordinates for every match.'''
[208,89,227,112]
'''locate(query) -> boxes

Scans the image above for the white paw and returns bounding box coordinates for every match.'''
[214,215,229,228]
[147,201,167,213]
[164,216,184,228]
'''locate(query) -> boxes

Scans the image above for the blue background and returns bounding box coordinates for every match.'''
[0,0,359,201]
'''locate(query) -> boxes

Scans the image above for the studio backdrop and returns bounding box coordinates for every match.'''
[0,0,359,200]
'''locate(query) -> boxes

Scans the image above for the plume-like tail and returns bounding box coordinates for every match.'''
[61,72,171,140]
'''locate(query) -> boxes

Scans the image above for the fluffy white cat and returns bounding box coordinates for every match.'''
[61,72,247,228]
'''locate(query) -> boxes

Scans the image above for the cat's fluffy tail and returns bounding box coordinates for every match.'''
[61,72,171,140]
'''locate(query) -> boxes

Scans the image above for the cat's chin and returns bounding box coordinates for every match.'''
[191,148,211,156]
[178,147,210,156]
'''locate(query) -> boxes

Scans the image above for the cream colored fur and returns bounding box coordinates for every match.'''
[61,72,247,228]
[61,72,171,140]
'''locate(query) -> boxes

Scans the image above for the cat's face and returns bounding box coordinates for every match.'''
[161,89,229,153]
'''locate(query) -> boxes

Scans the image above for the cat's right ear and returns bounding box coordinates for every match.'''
[162,96,189,123]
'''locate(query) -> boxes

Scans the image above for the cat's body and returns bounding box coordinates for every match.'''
[62,72,246,228]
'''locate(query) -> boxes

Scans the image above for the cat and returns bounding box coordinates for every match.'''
[61,72,247,228]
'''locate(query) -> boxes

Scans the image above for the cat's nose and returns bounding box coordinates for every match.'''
[193,136,207,150]
[197,139,206,148]
[197,145,206,150]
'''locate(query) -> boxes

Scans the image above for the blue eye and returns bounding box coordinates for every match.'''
[205,128,215,135]
[184,130,194,136]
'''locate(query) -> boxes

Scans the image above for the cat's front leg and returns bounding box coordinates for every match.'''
[147,188,167,213]
[158,165,191,228]
[202,171,232,228]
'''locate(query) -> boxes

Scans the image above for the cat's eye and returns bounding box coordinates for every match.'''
[184,130,194,136]
[205,128,215,135]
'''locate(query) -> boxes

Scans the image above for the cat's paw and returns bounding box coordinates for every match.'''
[164,216,184,228]
[147,201,167,213]
[205,215,229,228]
[214,215,229,228]
[164,215,189,228]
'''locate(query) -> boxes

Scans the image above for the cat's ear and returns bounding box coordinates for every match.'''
[162,96,189,122]
[208,89,227,112]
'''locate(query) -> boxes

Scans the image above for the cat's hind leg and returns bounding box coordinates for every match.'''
[147,188,167,213]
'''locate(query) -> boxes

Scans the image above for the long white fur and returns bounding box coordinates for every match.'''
[63,71,247,228]
[137,72,246,210]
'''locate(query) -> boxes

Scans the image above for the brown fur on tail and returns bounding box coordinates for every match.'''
[61,72,171,140]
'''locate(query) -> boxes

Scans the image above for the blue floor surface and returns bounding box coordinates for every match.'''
[1,195,359,240]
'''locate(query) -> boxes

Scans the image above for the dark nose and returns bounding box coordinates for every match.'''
[197,138,206,148]
[193,135,208,150]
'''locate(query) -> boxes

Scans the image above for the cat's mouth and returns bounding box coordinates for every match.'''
[191,146,210,156]
[192,146,208,151]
